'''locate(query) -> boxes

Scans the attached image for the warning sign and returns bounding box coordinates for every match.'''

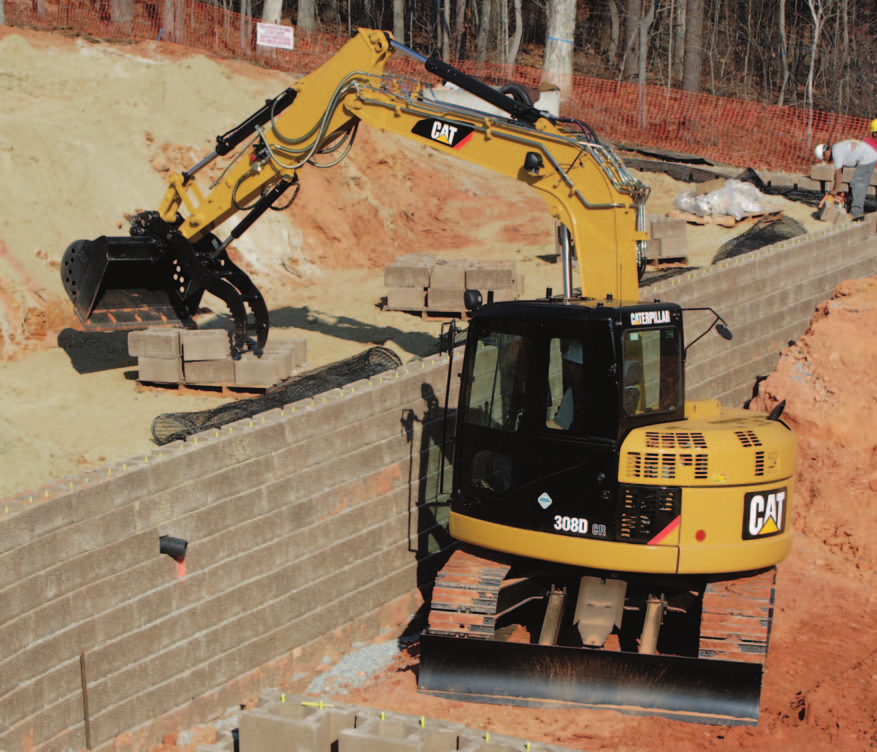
[256,23,294,50]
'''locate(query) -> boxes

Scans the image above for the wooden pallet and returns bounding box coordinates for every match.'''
[668,209,783,228]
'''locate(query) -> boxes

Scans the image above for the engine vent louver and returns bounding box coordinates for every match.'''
[627,450,708,480]
[754,450,765,476]
[619,485,681,542]
[735,430,763,448]
[645,431,707,449]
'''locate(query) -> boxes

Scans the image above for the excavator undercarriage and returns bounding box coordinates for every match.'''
[419,545,776,725]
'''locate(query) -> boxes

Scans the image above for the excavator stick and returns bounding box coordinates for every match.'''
[418,633,764,725]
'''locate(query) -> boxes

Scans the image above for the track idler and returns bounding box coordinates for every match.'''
[60,211,269,353]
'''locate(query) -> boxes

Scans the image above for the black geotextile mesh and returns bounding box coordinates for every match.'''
[712,214,808,263]
[150,345,403,446]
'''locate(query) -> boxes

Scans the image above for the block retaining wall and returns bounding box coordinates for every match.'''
[0,354,462,752]
[648,219,877,406]
[1,221,875,752]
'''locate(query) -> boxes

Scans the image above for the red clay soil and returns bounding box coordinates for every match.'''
[308,277,877,752]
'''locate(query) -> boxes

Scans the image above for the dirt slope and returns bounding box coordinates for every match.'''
[1,25,875,752]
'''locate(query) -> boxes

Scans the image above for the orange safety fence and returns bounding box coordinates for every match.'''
[3,0,870,176]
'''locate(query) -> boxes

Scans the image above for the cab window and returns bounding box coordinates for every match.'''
[622,328,681,416]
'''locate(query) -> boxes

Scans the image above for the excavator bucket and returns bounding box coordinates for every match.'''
[60,236,203,332]
[418,634,763,726]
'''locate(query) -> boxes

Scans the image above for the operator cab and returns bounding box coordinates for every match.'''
[450,297,685,542]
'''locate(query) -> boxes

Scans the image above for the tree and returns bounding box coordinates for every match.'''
[298,0,317,32]
[542,0,575,99]
[805,0,825,116]
[0,0,5,26]
[476,0,492,62]
[777,0,790,105]
[621,0,641,81]
[393,0,405,44]
[682,0,704,92]
[110,0,134,27]
[162,0,185,43]
[261,0,282,24]
[506,0,523,65]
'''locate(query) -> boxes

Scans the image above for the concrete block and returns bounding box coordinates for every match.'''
[427,287,465,311]
[387,287,426,310]
[138,356,183,384]
[184,358,235,385]
[181,329,231,361]
[128,328,181,359]
[239,697,356,752]
[428,261,466,288]
[384,255,437,287]
[648,216,688,239]
[465,261,516,290]
[694,177,726,195]
[810,162,834,182]
[651,235,689,259]
[234,350,289,387]
[339,715,461,752]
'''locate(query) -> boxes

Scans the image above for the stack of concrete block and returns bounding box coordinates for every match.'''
[810,161,877,196]
[240,693,577,752]
[385,254,523,315]
[648,215,689,263]
[128,328,308,389]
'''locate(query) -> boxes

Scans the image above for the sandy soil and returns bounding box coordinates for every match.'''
[2,25,875,752]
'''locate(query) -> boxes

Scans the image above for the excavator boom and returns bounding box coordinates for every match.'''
[60,29,648,351]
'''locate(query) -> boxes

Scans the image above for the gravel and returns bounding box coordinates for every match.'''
[306,637,414,695]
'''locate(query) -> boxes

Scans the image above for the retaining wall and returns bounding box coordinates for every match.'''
[649,219,877,406]
[0,355,462,752]
[1,222,876,752]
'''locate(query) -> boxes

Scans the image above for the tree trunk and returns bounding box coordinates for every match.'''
[681,0,704,92]
[297,0,317,31]
[261,0,282,23]
[454,0,468,58]
[805,0,824,118]
[110,0,134,27]
[506,0,522,64]
[442,0,451,60]
[605,0,619,63]
[393,0,405,44]
[163,0,185,43]
[621,0,641,81]
[636,0,655,127]
[476,0,492,62]
[671,0,685,83]
[542,0,576,100]
[324,0,340,25]
[777,0,789,106]
[239,0,251,52]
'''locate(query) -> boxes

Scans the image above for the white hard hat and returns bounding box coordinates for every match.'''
[563,341,583,365]
[814,143,829,161]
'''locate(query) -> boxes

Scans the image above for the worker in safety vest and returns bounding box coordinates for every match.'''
[815,125,877,219]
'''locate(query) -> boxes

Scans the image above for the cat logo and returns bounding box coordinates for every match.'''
[742,487,787,540]
[412,118,474,149]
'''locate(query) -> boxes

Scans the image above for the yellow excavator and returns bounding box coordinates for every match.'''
[59,29,796,725]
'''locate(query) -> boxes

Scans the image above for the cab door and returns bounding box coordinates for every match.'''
[453,323,537,528]
[528,330,620,541]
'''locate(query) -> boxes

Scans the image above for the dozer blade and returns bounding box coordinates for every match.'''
[60,236,202,332]
[418,633,763,726]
